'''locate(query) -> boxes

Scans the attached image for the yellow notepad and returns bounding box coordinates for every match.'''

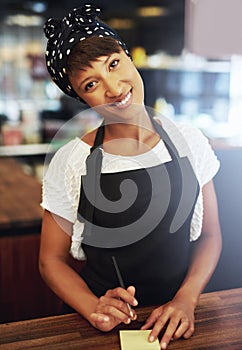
[119,330,160,350]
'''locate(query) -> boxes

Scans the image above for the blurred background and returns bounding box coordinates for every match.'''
[0,0,242,323]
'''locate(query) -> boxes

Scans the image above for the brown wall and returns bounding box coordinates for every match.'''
[0,233,62,323]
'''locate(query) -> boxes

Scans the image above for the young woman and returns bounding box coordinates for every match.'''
[40,4,222,349]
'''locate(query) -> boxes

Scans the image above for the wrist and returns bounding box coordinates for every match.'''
[75,293,99,323]
[174,286,199,309]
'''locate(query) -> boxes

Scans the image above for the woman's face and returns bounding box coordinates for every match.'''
[68,50,145,112]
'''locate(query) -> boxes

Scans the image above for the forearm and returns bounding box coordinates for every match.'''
[39,257,98,323]
[141,234,222,347]
[175,231,222,306]
[175,179,222,307]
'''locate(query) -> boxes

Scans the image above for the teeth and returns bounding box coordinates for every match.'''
[116,92,131,106]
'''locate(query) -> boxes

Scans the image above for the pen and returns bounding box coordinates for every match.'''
[111,255,134,319]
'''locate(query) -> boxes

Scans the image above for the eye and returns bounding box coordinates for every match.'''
[84,81,96,91]
[109,59,119,70]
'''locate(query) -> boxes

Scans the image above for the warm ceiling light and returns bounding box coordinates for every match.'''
[5,14,44,27]
[106,18,134,30]
[137,6,168,17]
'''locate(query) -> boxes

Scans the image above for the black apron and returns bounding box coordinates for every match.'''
[77,117,199,306]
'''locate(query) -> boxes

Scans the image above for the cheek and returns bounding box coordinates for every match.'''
[133,71,144,99]
[127,64,144,90]
[82,94,105,108]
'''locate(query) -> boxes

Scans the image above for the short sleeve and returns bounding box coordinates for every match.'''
[175,123,220,241]
[178,123,220,186]
[41,141,79,224]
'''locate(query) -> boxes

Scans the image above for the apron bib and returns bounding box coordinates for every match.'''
[77,117,199,306]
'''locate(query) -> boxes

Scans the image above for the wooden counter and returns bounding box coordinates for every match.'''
[1,288,242,349]
[0,157,43,236]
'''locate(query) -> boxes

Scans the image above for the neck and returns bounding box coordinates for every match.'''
[104,110,155,142]
[102,112,160,156]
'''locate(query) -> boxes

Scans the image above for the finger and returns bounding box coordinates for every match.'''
[99,295,135,319]
[102,287,138,321]
[106,287,138,307]
[90,312,110,323]
[126,304,137,320]
[159,319,180,350]
[141,318,155,330]
[127,285,136,297]
[141,309,163,330]
[98,301,132,324]
[174,320,190,339]
[121,287,138,307]
[90,313,120,332]
[126,286,138,320]
[147,313,169,342]
[182,323,195,339]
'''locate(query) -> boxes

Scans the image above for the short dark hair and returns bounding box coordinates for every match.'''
[66,36,122,75]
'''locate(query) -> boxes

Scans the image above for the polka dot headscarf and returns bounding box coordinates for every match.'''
[43,3,131,101]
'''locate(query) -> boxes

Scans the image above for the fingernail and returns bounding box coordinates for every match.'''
[149,335,155,342]
[125,318,131,324]
[161,342,167,349]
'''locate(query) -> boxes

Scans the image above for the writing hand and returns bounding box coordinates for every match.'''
[90,285,138,332]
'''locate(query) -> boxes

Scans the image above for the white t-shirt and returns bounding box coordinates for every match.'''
[41,118,220,260]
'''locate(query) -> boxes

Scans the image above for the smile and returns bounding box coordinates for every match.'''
[114,91,132,107]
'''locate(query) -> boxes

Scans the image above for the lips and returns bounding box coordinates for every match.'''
[113,91,132,108]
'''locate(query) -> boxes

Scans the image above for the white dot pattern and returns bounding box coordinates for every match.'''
[43,3,131,101]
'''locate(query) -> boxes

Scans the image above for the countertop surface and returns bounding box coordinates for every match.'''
[1,288,242,349]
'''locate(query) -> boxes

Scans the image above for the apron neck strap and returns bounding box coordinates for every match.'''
[90,111,179,158]
[147,109,180,159]
[90,121,105,153]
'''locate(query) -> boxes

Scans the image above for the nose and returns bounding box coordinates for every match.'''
[104,75,123,98]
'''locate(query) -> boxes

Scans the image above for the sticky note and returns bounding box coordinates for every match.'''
[119,330,160,350]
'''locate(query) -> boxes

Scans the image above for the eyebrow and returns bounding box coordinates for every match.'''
[78,55,112,89]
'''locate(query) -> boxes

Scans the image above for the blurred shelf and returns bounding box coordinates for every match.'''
[0,143,55,157]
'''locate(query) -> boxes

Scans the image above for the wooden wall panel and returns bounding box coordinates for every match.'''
[0,234,62,323]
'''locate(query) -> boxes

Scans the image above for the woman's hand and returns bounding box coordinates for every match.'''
[141,293,195,349]
[90,286,138,332]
